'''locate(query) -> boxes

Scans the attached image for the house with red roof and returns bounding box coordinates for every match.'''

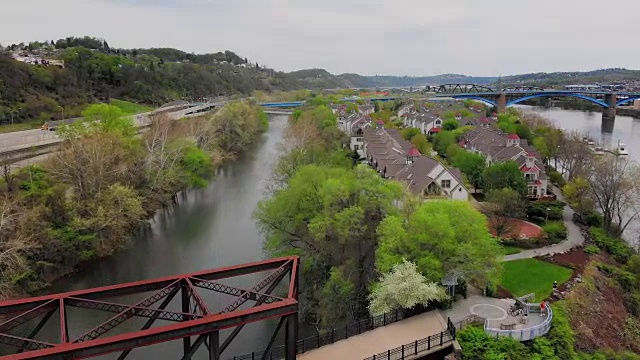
[461,128,549,198]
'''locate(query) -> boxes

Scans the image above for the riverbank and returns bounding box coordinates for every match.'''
[0,102,271,300]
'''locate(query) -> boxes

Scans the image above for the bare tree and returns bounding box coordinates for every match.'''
[1,159,17,192]
[0,196,38,298]
[587,157,640,236]
[557,132,593,181]
[141,115,188,195]
[48,133,136,200]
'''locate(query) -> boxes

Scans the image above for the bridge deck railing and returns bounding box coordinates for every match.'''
[230,307,429,360]
[362,330,454,360]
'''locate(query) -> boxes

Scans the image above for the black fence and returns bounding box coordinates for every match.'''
[362,322,456,360]
[230,307,429,360]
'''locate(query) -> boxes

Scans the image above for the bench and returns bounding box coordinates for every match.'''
[500,323,517,330]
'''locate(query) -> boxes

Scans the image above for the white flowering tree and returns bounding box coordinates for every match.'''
[368,259,448,316]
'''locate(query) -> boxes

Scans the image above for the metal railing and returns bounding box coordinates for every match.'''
[484,303,553,341]
[230,307,428,360]
[361,317,456,360]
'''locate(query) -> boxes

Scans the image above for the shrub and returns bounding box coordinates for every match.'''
[485,282,497,297]
[574,211,604,227]
[502,236,556,249]
[527,200,565,223]
[542,221,568,244]
[547,302,578,360]
[584,244,600,255]
[548,169,566,187]
[589,227,634,263]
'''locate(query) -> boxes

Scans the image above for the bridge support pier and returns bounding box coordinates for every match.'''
[497,92,506,112]
[602,93,617,133]
[285,313,299,360]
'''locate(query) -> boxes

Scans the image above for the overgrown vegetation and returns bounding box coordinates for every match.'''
[0,101,268,297]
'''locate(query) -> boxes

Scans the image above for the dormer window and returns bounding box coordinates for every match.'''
[406,146,420,164]
[507,133,520,146]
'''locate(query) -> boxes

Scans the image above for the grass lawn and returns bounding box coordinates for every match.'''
[500,258,573,299]
[0,122,39,133]
[502,246,522,255]
[110,99,154,115]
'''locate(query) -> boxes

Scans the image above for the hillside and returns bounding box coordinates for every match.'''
[499,68,640,87]
[288,69,496,88]
[0,37,301,125]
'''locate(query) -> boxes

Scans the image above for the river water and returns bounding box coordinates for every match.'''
[516,105,640,248]
[21,115,288,359]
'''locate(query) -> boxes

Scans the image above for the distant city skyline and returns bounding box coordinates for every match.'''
[1,0,639,77]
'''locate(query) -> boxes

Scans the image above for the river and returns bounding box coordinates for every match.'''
[18,115,288,359]
[517,105,640,248]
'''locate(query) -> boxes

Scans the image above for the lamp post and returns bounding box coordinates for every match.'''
[546,207,551,221]
[59,106,64,121]
[10,108,21,125]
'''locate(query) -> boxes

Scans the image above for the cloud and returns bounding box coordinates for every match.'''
[1,0,638,76]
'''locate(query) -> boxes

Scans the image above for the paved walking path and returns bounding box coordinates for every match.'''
[297,311,448,360]
[503,187,585,261]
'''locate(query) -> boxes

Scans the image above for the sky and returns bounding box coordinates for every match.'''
[1,0,639,76]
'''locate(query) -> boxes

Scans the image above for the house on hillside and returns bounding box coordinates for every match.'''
[359,104,375,115]
[461,128,549,198]
[362,127,469,201]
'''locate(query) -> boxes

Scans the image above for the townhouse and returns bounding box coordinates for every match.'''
[461,127,549,198]
[362,125,469,201]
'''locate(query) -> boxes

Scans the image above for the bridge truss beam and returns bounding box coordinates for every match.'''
[0,256,299,360]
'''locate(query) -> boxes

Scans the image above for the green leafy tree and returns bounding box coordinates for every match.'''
[376,201,502,290]
[368,259,447,316]
[255,165,403,325]
[442,119,459,131]
[453,151,486,191]
[432,131,456,158]
[483,161,527,196]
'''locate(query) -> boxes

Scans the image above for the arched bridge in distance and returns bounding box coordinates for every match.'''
[432,83,640,131]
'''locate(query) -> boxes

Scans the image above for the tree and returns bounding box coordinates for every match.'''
[376,201,502,290]
[442,119,459,131]
[72,184,146,250]
[48,132,139,200]
[368,260,447,316]
[483,161,527,196]
[433,131,456,158]
[453,151,486,191]
[483,188,527,237]
[401,127,421,141]
[557,133,592,181]
[563,177,594,215]
[255,165,403,325]
[374,101,380,113]
[586,158,640,236]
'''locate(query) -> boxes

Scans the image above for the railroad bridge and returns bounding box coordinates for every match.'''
[0,257,299,360]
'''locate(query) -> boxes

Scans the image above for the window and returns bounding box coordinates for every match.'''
[525,173,536,181]
[356,137,363,142]
[528,186,537,196]
[354,145,359,150]
[441,179,451,189]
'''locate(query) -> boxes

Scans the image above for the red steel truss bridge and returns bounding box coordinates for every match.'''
[0,256,299,360]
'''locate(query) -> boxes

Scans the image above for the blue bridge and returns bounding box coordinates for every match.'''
[432,84,640,129]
